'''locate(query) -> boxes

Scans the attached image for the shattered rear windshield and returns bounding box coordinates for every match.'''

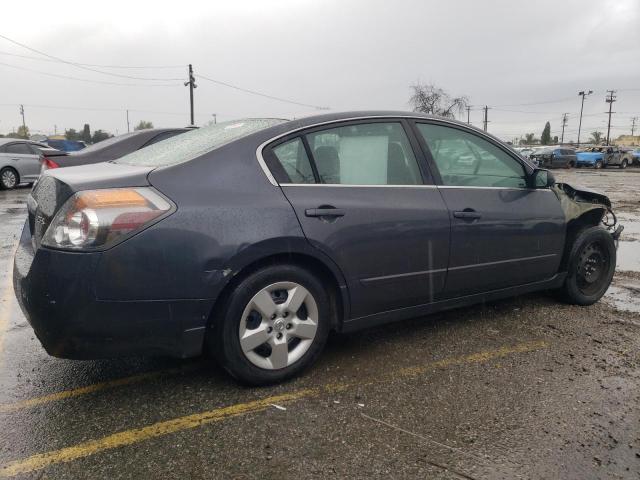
[115,119,286,167]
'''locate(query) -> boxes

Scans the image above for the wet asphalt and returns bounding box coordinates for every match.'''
[0,170,639,479]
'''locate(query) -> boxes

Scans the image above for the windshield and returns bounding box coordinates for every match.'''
[115,119,286,167]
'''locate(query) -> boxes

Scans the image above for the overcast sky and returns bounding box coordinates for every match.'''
[1,0,638,142]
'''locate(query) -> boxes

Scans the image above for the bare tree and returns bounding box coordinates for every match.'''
[590,131,603,144]
[521,133,538,145]
[409,83,469,119]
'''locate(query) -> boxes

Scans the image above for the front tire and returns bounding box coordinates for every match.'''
[619,159,628,169]
[557,226,616,306]
[594,160,603,169]
[211,264,331,385]
[0,167,18,189]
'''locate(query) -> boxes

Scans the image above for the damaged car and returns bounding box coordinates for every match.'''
[13,112,622,385]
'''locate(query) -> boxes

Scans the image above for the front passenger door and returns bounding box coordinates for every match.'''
[414,122,566,298]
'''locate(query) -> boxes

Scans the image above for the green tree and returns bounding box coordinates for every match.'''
[134,120,154,130]
[91,130,112,143]
[540,122,551,145]
[65,128,80,140]
[590,131,603,144]
[82,124,91,143]
[409,83,469,119]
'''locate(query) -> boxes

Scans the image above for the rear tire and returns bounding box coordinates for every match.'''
[594,160,603,169]
[0,167,18,190]
[210,264,331,385]
[557,226,616,306]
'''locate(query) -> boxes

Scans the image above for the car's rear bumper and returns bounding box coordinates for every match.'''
[13,221,213,359]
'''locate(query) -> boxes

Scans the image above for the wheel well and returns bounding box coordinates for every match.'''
[207,252,345,333]
[559,209,605,271]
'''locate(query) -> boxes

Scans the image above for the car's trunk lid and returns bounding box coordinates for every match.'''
[28,162,154,249]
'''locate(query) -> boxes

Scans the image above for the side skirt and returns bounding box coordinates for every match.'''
[340,273,567,333]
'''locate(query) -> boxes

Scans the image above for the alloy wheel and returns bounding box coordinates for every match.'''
[239,281,319,370]
[1,169,17,189]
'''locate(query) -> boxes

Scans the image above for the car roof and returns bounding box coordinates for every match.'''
[0,138,30,145]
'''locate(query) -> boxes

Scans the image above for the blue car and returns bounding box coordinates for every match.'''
[576,150,605,168]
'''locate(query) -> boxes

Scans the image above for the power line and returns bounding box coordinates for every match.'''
[0,33,183,81]
[196,73,329,110]
[0,60,181,87]
[0,50,184,69]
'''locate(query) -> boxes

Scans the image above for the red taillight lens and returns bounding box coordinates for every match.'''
[42,157,60,170]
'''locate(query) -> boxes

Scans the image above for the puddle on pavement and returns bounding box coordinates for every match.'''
[616,241,640,273]
[605,280,640,313]
[617,212,640,240]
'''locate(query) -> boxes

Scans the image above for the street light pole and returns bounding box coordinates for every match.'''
[577,90,593,147]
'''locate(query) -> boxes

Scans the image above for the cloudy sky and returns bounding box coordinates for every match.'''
[1,0,638,142]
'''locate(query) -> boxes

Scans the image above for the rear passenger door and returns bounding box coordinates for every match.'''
[264,120,451,319]
[3,142,41,182]
[412,121,565,298]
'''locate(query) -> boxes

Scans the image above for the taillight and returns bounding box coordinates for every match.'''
[42,157,60,170]
[41,188,173,250]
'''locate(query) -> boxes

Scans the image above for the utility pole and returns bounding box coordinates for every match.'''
[631,116,638,137]
[605,90,616,146]
[577,90,593,147]
[126,110,130,133]
[560,113,569,144]
[54,124,57,135]
[466,106,471,125]
[482,106,490,132]
[19,104,26,137]
[184,64,197,126]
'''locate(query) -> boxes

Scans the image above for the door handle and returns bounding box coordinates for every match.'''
[305,208,345,218]
[453,210,482,220]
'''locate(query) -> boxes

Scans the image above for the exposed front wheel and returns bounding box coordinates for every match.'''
[619,159,628,169]
[0,167,18,189]
[211,264,330,385]
[557,226,616,306]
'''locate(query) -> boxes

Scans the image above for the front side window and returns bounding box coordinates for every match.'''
[305,122,422,185]
[271,138,315,184]
[416,123,526,188]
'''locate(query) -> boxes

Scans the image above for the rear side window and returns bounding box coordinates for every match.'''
[305,122,422,185]
[272,138,315,184]
[116,119,285,167]
[416,123,526,188]
[5,143,33,155]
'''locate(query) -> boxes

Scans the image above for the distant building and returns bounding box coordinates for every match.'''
[615,135,639,146]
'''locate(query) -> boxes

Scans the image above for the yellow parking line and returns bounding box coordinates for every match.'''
[0,364,200,413]
[0,388,317,478]
[0,340,548,477]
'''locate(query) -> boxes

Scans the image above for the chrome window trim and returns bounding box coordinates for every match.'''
[255,114,527,187]
[281,183,437,188]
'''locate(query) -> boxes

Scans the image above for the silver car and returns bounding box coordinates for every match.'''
[0,138,42,189]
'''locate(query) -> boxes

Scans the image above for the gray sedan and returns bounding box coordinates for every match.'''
[0,138,43,189]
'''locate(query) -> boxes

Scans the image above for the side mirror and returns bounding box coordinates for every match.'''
[532,168,555,188]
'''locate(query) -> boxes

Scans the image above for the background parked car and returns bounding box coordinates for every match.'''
[529,147,577,168]
[631,148,640,165]
[45,128,192,170]
[576,146,627,169]
[45,138,87,152]
[0,139,63,189]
